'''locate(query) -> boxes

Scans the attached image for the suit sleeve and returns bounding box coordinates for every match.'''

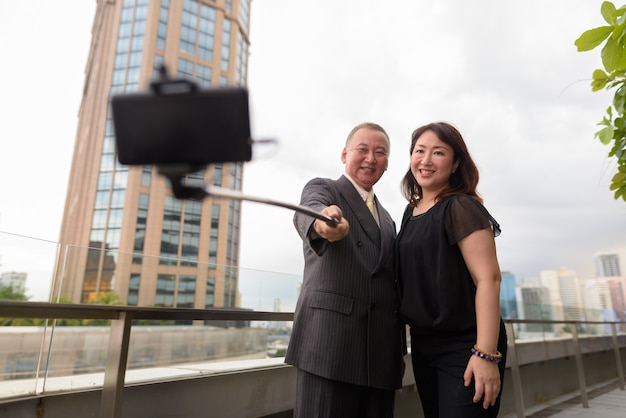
[293,178,336,255]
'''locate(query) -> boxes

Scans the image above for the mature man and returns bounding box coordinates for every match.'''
[286,122,405,418]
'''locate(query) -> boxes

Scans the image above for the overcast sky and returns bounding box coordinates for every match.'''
[1,1,625,305]
[243,0,626,284]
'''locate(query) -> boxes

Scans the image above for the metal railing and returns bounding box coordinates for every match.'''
[0,301,292,418]
[504,319,625,417]
[0,302,625,418]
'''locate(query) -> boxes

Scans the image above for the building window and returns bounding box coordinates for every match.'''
[175,58,211,88]
[213,164,222,186]
[157,0,170,50]
[179,0,216,62]
[221,19,231,72]
[155,274,175,307]
[176,275,196,308]
[160,196,182,265]
[180,0,199,54]
[224,266,236,307]
[196,63,212,87]
[177,57,195,79]
[236,30,248,85]
[153,54,164,79]
[198,3,216,62]
[133,193,150,263]
[205,277,215,307]
[208,204,220,268]
[238,0,250,33]
[128,274,140,305]
[180,200,201,266]
[141,165,152,186]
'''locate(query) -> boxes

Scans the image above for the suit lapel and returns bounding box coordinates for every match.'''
[336,176,381,247]
[376,200,396,273]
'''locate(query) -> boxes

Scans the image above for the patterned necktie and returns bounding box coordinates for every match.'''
[366,191,375,216]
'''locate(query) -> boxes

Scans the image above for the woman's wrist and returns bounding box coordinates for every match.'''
[471,344,502,363]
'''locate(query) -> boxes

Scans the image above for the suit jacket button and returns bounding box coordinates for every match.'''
[357,241,363,247]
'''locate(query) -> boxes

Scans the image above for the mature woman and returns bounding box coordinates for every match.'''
[396,122,507,418]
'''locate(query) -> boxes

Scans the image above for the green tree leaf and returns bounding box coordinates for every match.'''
[592,69,610,91]
[601,36,624,72]
[612,171,626,183]
[569,3,626,200]
[601,1,618,25]
[612,184,626,200]
[575,26,613,51]
[611,20,625,40]
[596,125,615,144]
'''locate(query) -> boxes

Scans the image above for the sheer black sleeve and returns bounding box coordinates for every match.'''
[444,194,501,245]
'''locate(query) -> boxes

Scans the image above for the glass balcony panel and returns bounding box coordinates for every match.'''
[0,231,60,302]
[2,231,625,408]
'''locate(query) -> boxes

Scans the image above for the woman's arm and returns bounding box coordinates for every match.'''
[458,227,502,409]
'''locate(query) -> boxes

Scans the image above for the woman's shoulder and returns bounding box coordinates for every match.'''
[443,193,485,213]
[445,194,500,237]
[448,193,481,205]
[400,203,414,224]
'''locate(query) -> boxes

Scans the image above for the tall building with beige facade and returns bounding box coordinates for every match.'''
[54,0,252,311]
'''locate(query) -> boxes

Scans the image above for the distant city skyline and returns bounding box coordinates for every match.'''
[1,232,625,305]
[505,264,626,335]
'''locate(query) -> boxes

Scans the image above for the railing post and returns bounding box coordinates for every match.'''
[99,311,133,418]
[505,322,525,418]
[611,322,625,390]
[571,322,589,408]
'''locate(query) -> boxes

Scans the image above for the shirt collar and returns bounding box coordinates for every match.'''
[343,173,373,201]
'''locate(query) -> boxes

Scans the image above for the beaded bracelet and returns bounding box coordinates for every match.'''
[471,345,502,363]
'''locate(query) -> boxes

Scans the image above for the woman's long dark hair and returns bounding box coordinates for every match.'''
[401,122,481,207]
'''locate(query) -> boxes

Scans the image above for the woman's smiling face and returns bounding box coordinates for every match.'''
[410,129,459,195]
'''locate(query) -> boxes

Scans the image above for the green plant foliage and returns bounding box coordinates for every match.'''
[0,287,29,301]
[575,1,626,201]
[88,291,123,306]
[0,293,84,326]
[0,287,38,325]
[82,291,124,326]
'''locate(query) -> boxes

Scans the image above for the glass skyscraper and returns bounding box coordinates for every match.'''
[54,0,252,312]
[500,271,518,319]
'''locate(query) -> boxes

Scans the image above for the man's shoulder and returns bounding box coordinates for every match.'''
[304,176,352,191]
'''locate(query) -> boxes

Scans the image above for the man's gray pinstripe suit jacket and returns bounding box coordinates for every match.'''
[285,175,405,390]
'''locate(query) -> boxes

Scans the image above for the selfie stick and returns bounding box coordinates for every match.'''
[206,185,339,226]
[159,166,339,226]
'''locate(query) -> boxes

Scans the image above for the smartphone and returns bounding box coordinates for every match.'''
[111,86,252,166]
